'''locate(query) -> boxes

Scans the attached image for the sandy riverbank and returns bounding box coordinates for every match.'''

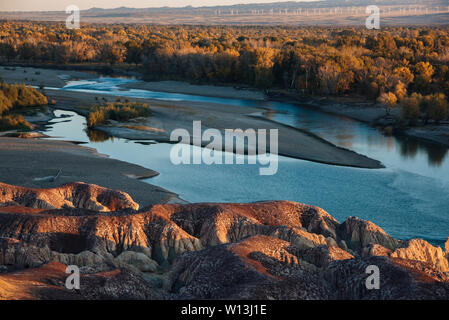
[0,137,183,206]
[269,93,398,124]
[0,65,97,88]
[311,99,395,123]
[121,80,266,100]
[403,126,449,147]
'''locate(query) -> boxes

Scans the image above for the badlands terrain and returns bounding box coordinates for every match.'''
[0,181,448,300]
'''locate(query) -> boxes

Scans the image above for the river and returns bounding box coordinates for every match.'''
[42,77,449,246]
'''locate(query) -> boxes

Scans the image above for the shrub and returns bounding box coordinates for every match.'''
[418,93,448,123]
[87,109,107,127]
[378,92,397,115]
[0,83,48,109]
[87,102,151,127]
[426,93,448,123]
[0,83,48,130]
[1,83,18,102]
[14,84,48,107]
[0,114,32,131]
[394,81,407,101]
[0,91,13,115]
[401,93,422,122]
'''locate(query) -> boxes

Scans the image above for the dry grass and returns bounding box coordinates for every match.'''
[87,102,151,127]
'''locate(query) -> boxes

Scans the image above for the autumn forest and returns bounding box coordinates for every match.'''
[0,22,448,122]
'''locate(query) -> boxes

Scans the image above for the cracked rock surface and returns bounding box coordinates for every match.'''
[0,182,448,300]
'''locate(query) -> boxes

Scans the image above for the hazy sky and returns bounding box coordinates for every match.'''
[0,0,315,12]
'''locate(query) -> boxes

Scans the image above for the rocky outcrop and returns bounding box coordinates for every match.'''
[294,245,354,269]
[390,239,449,272]
[0,182,448,300]
[0,237,106,270]
[445,237,449,261]
[338,216,401,251]
[0,262,167,300]
[115,251,159,272]
[169,235,330,299]
[363,243,393,257]
[323,256,449,299]
[0,182,139,212]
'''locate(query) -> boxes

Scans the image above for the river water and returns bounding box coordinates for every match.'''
[42,77,449,245]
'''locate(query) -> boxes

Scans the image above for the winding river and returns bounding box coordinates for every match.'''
[43,77,449,246]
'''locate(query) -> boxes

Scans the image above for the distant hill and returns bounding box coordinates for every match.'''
[1,0,448,25]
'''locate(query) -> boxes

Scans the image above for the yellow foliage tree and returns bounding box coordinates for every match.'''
[378,92,397,115]
[394,81,407,101]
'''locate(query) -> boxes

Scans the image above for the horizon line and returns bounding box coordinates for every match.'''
[0,1,321,13]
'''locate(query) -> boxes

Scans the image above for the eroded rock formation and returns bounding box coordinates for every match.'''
[0,182,448,300]
[0,182,139,212]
